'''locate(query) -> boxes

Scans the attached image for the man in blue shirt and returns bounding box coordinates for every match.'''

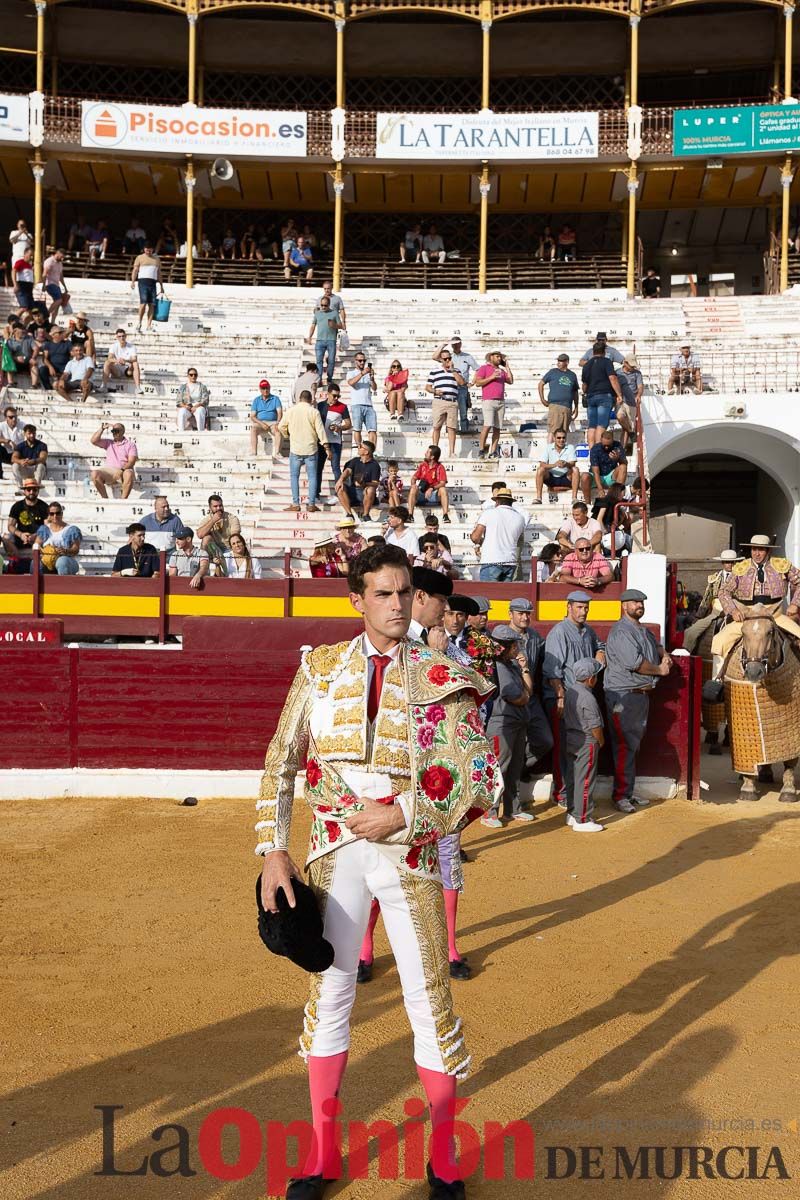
[538,353,579,440]
[140,495,185,551]
[285,236,314,284]
[584,429,627,498]
[250,379,283,460]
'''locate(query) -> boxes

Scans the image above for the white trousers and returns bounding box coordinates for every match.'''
[177,405,207,431]
[303,840,458,1074]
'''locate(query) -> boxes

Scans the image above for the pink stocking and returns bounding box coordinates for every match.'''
[416,1064,460,1182]
[358,897,381,965]
[304,1051,348,1177]
[444,887,460,962]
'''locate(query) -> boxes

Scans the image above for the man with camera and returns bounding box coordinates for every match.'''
[475,350,513,460]
[346,352,378,449]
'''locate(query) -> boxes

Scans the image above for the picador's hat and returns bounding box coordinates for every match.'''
[740,534,778,549]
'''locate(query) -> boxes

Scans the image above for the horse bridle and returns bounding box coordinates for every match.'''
[739,613,783,673]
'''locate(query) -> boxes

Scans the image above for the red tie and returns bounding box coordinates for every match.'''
[367,654,392,723]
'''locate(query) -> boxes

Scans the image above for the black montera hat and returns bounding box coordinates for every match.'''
[255,876,335,974]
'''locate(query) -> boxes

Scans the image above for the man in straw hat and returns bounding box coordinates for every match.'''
[711,534,800,669]
[470,487,527,583]
[682,547,741,654]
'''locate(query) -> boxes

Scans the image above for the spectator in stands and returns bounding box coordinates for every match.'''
[536,225,556,262]
[167,527,209,588]
[559,538,613,589]
[336,440,380,522]
[539,353,579,442]
[12,246,34,311]
[280,218,298,265]
[69,312,95,361]
[309,537,346,578]
[407,444,451,523]
[285,235,314,284]
[250,379,283,460]
[422,223,446,265]
[0,404,24,474]
[89,421,138,500]
[86,220,110,263]
[593,482,632,555]
[102,328,141,390]
[35,502,81,576]
[423,512,450,550]
[557,224,577,261]
[240,224,258,260]
[579,331,624,367]
[176,367,210,432]
[3,479,48,571]
[438,336,478,435]
[615,355,642,452]
[112,523,161,577]
[294,361,320,404]
[669,343,703,394]
[384,359,409,421]
[581,339,623,447]
[9,219,32,259]
[346,352,378,448]
[335,515,367,562]
[155,218,179,257]
[583,428,627,498]
[42,249,70,321]
[558,501,603,553]
[11,424,48,488]
[220,228,237,260]
[315,280,347,331]
[537,542,565,583]
[123,217,147,255]
[130,242,164,333]
[56,343,95,402]
[223,533,262,579]
[67,216,91,254]
[414,532,456,578]
[4,324,33,379]
[399,224,423,263]
[141,495,184,551]
[278,388,329,513]
[476,350,513,460]
[197,494,241,576]
[31,326,72,390]
[307,294,340,384]
[426,349,463,457]
[642,267,661,299]
[385,506,419,563]
[379,459,403,508]
[471,487,527,582]
[534,428,579,504]
[317,381,350,489]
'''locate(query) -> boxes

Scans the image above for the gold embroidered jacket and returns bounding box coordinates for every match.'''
[719,557,800,616]
[256,636,501,877]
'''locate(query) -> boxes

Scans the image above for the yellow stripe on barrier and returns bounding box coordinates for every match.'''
[41,594,160,617]
[486,601,511,621]
[538,600,621,622]
[291,596,359,618]
[0,594,34,615]
[167,595,285,618]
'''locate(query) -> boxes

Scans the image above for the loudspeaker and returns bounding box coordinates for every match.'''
[210,158,234,182]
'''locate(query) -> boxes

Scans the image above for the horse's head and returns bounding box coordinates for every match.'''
[735,601,783,681]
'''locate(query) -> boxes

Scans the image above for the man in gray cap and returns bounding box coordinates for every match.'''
[483,626,535,827]
[468,595,491,633]
[542,591,605,806]
[564,658,605,832]
[508,597,554,780]
[605,589,672,813]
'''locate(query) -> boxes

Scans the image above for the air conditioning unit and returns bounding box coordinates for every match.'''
[724,401,747,418]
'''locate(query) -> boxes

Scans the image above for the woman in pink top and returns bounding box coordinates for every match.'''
[475,350,513,459]
[384,359,409,420]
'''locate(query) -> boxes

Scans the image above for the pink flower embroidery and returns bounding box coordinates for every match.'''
[416,723,437,750]
[425,703,446,725]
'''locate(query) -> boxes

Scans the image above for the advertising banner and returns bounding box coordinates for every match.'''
[0,93,30,142]
[674,104,800,156]
[80,101,307,157]
[376,110,599,161]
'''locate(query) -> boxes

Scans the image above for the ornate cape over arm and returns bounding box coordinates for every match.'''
[718,567,741,617]
[785,563,800,608]
[255,664,312,855]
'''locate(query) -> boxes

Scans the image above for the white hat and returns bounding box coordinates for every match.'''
[714,549,740,562]
[740,534,778,549]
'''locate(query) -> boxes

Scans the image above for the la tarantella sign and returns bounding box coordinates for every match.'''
[376,111,599,161]
[81,102,307,158]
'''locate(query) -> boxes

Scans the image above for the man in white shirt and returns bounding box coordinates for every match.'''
[0,404,25,475]
[55,344,95,402]
[9,219,31,256]
[534,429,579,503]
[422,224,446,264]
[435,336,478,433]
[481,479,530,526]
[557,501,603,553]
[385,506,419,564]
[471,488,527,582]
[669,344,702,395]
[102,328,141,389]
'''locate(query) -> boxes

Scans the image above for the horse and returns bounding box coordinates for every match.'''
[720,602,800,803]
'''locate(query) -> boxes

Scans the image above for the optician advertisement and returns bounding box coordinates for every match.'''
[80,101,307,157]
[376,110,599,160]
[674,104,800,156]
[0,93,30,142]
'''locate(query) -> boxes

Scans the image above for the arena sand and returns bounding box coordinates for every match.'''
[2,755,799,1200]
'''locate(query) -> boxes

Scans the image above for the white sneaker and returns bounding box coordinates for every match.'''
[572,819,604,832]
[511,812,535,823]
[566,814,576,827]
[481,815,503,829]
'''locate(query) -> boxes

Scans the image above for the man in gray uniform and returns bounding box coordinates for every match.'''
[564,658,605,833]
[542,590,605,806]
[484,625,535,826]
[605,588,672,813]
[507,597,554,774]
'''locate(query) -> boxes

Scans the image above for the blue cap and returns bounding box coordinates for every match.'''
[573,658,603,681]
[566,590,593,603]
